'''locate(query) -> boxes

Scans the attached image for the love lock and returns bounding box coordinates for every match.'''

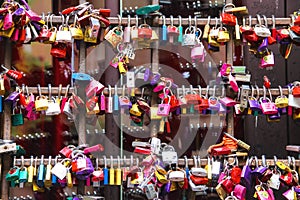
[260,97,278,115]
[182,27,196,46]
[157,97,171,117]
[161,145,177,165]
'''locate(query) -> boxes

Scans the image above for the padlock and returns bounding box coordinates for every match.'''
[89,17,100,38]
[44,156,52,188]
[167,24,179,43]
[115,156,122,186]
[221,4,237,26]
[138,24,152,39]
[191,43,205,60]
[11,107,24,126]
[51,158,69,180]
[208,96,220,111]
[75,156,94,180]
[66,168,73,188]
[182,27,196,46]
[157,97,171,117]
[151,29,159,41]
[6,166,20,182]
[254,24,271,37]
[145,184,157,199]
[37,155,45,187]
[260,51,275,69]
[220,97,237,107]
[289,29,300,43]
[216,183,227,200]
[105,26,123,48]
[210,26,219,38]
[19,166,28,183]
[220,177,234,194]
[27,156,34,183]
[255,185,271,200]
[161,145,178,165]
[234,184,246,200]
[275,96,289,108]
[5,91,19,103]
[69,24,83,40]
[35,95,48,111]
[282,188,297,200]
[260,97,278,115]
[217,27,230,43]
[46,97,61,116]
[47,26,57,44]
[55,25,72,43]
[109,156,115,185]
[84,26,97,43]
[248,96,261,111]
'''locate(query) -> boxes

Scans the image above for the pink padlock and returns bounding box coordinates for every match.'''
[229,74,239,92]
[3,12,13,30]
[191,43,205,60]
[220,63,232,76]
[260,97,278,115]
[123,26,131,43]
[233,184,246,200]
[260,51,274,69]
[219,97,237,107]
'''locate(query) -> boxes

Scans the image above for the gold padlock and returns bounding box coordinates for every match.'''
[104,26,123,48]
[217,27,230,43]
[0,77,5,95]
[217,27,230,42]
[215,183,227,200]
[44,156,52,188]
[48,27,57,43]
[151,30,159,41]
[67,168,73,188]
[293,109,300,120]
[208,34,220,47]
[0,27,15,38]
[69,24,83,40]
[33,181,45,192]
[87,103,100,115]
[129,103,142,117]
[84,26,97,43]
[35,96,49,111]
[275,96,289,108]
[118,61,127,74]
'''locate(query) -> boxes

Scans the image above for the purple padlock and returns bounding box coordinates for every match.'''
[150,73,160,85]
[268,112,281,120]
[257,38,268,52]
[251,166,268,176]
[241,157,253,188]
[248,97,261,111]
[76,157,94,180]
[144,68,152,82]
[5,91,19,102]
[12,7,24,16]
[208,97,220,111]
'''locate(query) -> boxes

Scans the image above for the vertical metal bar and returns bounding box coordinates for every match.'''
[1,39,12,200]
[226,0,234,136]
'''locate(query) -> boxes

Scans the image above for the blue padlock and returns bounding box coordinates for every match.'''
[37,155,45,187]
[0,95,3,113]
[103,156,109,185]
[114,85,119,112]
[72,73,91,82]
[162,16,167,41]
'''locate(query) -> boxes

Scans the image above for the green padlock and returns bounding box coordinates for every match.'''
[6,166,20,181]
[11,108,24,126]
[19,167,28,183]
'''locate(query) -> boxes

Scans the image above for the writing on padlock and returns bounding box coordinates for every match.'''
[161,145,178,165]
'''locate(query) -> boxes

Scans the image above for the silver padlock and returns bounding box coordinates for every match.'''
[161,145,178,165]
[145,183,157,200]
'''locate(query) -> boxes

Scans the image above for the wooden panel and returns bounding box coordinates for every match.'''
[242,0,288,157]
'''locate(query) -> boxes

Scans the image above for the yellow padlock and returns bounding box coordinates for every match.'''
[217,27,230,43]
[159,118,165,133]
[129,103,142,117]
[0,77,5,95]
[151,30,159,41]
[206,157,212,180]
[275,96,289,108]
[109,156,115,185]
[27,156,34,183]
[170,181,177,191]
[0,27,15,38]
[67,168,73,188]
[208,34,220,47]
[32,181,45,192]
[215,183,227,200]
[293,109,300,120]
[118,61,127,74]
[276,161,291,172]
[44,156,52,188]
[84,26,97,43]
[35,95,49,111]
[115,156,122,186]
[69,24,83,40]
[203,16,210,39]
[150,107,162,120]
[48,27,57,43]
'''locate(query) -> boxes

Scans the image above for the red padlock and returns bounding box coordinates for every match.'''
[86,96,98,111]
[38,25,51,42]
[230,166,242,184]
[138,24,152,39]
[221,178,235,194]
[59,146,74,158]
[280,172,293,186]
[164,95,180,112]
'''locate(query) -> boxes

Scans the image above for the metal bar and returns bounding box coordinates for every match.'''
[47,16,292,26]
[25,87,74,95]
[13,157,300,167]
